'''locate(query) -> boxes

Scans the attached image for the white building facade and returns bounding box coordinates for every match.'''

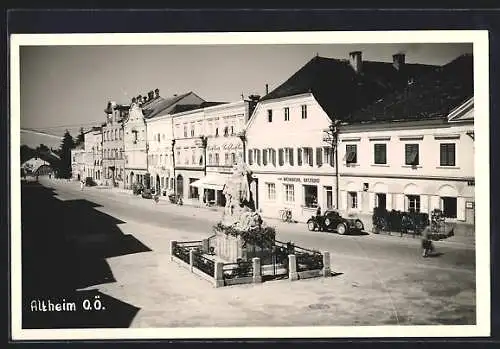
[338,98,475,223]
[245,93,336,223]
[71,146,86,181]
[83,127,103,185]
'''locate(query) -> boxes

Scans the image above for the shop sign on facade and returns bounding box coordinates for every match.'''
[277,177,320,184]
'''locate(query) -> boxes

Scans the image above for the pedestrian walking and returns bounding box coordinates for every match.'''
[80,179,85,191]
[421,225,434,257]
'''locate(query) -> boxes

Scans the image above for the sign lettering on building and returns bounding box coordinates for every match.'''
[277,177,320,184]
[207,142,243,152]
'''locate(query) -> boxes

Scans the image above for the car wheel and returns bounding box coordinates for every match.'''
[307,221,316,231]
[336,222,347,235]
[355,220,364,231]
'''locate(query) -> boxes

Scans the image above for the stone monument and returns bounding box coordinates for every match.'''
[213,157,275,262]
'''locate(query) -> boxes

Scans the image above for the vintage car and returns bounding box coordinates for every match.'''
[307,210,364,235]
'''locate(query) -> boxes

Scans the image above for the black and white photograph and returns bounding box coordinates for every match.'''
[10,31,490,340]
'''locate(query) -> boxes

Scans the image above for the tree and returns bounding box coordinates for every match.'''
[57,130,75,179]
[75,127,85,146]
[20,145,36,164]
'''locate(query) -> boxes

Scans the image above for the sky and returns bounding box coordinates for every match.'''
[19,42,473,149]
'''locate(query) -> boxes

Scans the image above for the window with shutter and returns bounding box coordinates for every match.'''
[248,149,254,165]
[405,144,419,165]
[256,149,261,165]
[440,143,455,166]
[289,148,294,166]
[374,144,387,164]
[278,148,284,166]
[272,149,276,166]
[263,149,268,165]
[316,148,323,166]
[297,148,302,166]
[346,145,357,164]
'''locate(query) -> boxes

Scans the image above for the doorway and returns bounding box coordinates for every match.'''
[375,193,387,210]
[176,174,184,198]
[441,197,457,218]
[156,175,161,194]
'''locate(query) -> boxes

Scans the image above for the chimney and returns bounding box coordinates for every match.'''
[148,90,154,100]
[265,84,269,95]
[393,53,405,71]
[349,51,362,73]
[154,88,160,98]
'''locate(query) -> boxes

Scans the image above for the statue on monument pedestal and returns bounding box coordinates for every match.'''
[221,157,261,231]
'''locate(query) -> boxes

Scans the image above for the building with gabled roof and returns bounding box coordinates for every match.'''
[245,51,442,223]
[337,54,474,223]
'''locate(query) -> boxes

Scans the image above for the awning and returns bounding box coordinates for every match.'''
[190,173,229,191]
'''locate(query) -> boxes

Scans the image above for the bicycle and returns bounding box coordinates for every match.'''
[279,208,293,223]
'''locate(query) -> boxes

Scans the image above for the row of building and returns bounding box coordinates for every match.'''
[72,51,475,224]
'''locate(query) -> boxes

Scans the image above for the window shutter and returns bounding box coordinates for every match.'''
[289,148,294,166]
[316,148,323,166]
[297,148,303,166]
[279,148,284,166]
[272,149,276,166]
[256,149,261,165]
[308,148,313,166]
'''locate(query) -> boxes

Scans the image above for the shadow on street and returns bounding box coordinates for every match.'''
[21,182,151,328]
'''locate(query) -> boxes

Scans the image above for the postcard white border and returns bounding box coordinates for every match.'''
[10,30,490,340]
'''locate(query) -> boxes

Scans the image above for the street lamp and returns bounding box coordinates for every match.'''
[171,139,176,197]
[323,120,340,210]
[237,130,247,163]
[200,135,208,176]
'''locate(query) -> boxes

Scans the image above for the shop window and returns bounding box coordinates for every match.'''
[266,182,276,200]
[405,144,419,166]
[304,185,318,208]
[348,191,358,209]
[440,143,456,166]
[374,144,387,164]
[346,144,357,165]
[284,184,295,202]
[406,195,420,213]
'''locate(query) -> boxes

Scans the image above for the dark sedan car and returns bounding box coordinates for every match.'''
[307,210,364,235]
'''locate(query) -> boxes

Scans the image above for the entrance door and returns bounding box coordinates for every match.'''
[325,186,333,209]
[442,197,457,218]
[176,174,184,198]
[376,193,387,210]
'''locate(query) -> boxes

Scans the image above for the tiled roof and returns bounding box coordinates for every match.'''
[260,56,437,120]
[170,101,227,115]
[142,92,192,119]
[347,54,473,123]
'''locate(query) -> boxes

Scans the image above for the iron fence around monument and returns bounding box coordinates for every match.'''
[172,244,190,264]
[177,240,203,249]
[193,251,215,277]
[222,261,253,280]
[295,245,324,272]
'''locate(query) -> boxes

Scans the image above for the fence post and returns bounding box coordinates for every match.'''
[252,257,262,283]
[170,240,177,261]
[202,238,209,254]
[288,254,298,281]
[189,249,195,272]
[322,251,331,277]
[215,262,224,288]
